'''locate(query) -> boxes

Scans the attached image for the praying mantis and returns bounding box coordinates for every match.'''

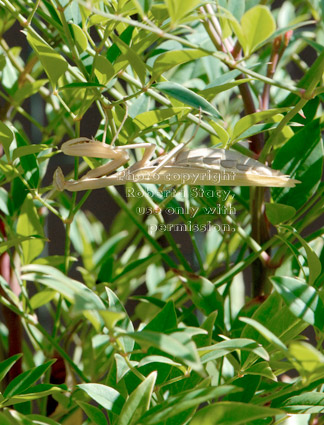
[53,106,299,191]
[53,137,299,191]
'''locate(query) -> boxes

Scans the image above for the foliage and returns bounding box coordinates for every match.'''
[0,0,324,424]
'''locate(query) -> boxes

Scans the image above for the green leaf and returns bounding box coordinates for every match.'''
[111,35,147,85]
[235,122,279,141]
[27,415,60,425]
[289,342,324,373]
[195,311,218,347]
[13,144,50,161]
[190,402,282,425]
[0,276,19,310]
[134,107,190,130]
[272,119,323,209]
[33,255,74,266]
[240,292,308,368]
[106,287,134,353]
[15,132,40,188]
[16,194,45,264]
[132,0,152,15]
[200,78,251,100]
[115,353,137,383]
[12,80,48,104]
[21,264,105,331]
[155,82,222,119]
[231,108,290,141]
[165,0,201,27]
[59,82,106,90]
[265,203,296,225]
[152,49,208,78]
[30,289,56,309]
[124,330,203,373]
[78,383,124,415]
[271,276,324,329]
[280,392,324,414]
[297,239,322,286]
[0,188,9,215]
[112,254,161,283]
[144,300,177,332]
[0,235,43,256]
[94,55,115,85]
[240,6,276,55]
[0,354,23,383]
[243,361,277,381]
[26,29,68,87]
[0,159,14,177]
[137,355,185,372]
[0,121,14,158]
[99,311,126,331]
[0,412,13,425]
[3,360,55,398]
[275,234,305,275]
[280,225,322,285]
[280,50,324,107]
[0,53,6,71]
[2,384,65,406]
[93,231,128,268]
[199,338,269,363]
[141,386,240,425]
[77,401,108,425]
[70,23,88,52]
[107,26,134,63]
[209,121,230,146]
[288,341,324,382]
[184,275,224,321]
[117,372,156,425]
[239,317,288,352]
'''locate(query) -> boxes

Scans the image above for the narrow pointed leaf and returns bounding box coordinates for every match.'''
[271,276,324,328]
[0,354,23,383]
[280,225,322,285]
[0,121,14,158]
[199,338,269,363]
[241,6,276,55]
[16,194,45,264]
[134,107,190,130]
[26,29,68,87]
[190,402,282,425]
[272,119,323,209]
[77,401,108,425]
[265,203,296,225]
[94,55,115,85]
[165,0,201,26]
[155,82,222,119]
[3,360,55,398]
[152,50,208,78]
[231,108,290,141]
[280,392,324,413]
[124,330,203,372]
[78,383,124,415]
[239,317,288,352]
[117,372,156,425]
[141,386,240,425]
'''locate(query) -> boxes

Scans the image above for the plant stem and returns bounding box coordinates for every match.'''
[214,236,277,288]
[105,186,179,269]
[26,0,41,26]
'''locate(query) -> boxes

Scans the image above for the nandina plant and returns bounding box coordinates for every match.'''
[0,1,324,424]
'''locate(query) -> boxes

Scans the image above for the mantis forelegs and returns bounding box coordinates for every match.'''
[54,138,157,191]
